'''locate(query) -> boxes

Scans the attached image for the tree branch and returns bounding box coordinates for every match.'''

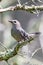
[0,36,34,61]
[0,4,43,13]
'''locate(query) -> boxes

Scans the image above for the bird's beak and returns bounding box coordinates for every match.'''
[9,20,14,24]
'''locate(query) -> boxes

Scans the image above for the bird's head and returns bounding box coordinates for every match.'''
[9,20,21,28]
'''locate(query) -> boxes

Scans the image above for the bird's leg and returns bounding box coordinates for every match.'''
[18,41,22,44]
[18,40,24,44]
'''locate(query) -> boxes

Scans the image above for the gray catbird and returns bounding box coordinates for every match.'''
[9,20,40,43]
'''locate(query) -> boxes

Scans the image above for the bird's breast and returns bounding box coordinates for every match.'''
[11,28,22,42]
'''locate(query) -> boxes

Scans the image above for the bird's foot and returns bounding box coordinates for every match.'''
[18,40,24,44]
[19,41,22,44]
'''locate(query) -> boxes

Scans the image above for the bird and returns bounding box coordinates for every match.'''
[9,19,40,43]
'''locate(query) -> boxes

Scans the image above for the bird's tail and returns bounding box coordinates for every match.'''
[33,32,41,35]
[29,32,41,35]
[29,32,41,39]
[29,32,41,36]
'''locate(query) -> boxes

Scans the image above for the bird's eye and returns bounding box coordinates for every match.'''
[14,21,16,23]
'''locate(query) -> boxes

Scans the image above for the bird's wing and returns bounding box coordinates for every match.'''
[19,29,29,40]
[18,28,40,40]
